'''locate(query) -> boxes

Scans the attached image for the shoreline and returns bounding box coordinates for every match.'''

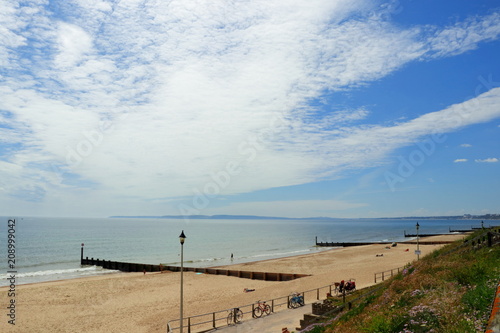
[0,234,465,333]
[0,233,467,288]
[0,245,334,288]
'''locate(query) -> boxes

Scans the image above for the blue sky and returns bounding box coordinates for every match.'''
[0,0,499,218]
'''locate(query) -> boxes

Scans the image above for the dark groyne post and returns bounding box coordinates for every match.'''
[80,243,84,264]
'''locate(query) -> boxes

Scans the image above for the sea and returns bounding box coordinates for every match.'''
[0,216,488,287]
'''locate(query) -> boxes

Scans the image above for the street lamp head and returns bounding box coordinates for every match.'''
[179,230,186,245]
[416,222,420,230]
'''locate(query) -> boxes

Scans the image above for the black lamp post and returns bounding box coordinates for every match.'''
[416,222,420,260]
[179,230,186,333]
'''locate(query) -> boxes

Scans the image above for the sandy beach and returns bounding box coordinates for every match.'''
[0,234,465,333]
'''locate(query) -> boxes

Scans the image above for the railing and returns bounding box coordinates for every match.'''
[468,230,500,249]
[166,282,338,332]
[374,265,406,283]
[167,230,500,332]
[374,229,500,283]
[439,227,500,257]
[299,284,387,331]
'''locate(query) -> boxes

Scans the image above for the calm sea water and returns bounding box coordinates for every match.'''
[0,216,486,286]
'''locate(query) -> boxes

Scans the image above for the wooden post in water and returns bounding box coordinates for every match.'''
[80,243,84,264]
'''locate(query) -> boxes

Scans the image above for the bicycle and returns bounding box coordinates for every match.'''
[252,300,271,318]
[227,307,243,325]
[288,292,304,308]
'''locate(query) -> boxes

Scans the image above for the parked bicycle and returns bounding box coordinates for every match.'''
[227,307,243,325]
[253,300,271,318]
[288,292,304,308]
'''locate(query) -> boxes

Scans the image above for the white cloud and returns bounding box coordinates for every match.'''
[77,0,113,12]
[55,22,94,68]
[454,159,468,163]
[426,12,500,58]
[475,158,498,163]
[0,1,43,69]
[460,144,472,148]
[1,2,500,215]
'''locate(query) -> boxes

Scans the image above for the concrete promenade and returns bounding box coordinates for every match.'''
[210,304,312,333]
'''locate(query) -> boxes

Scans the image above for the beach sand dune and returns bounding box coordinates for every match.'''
[0,234,464,333]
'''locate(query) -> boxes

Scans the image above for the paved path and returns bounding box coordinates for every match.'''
[207,304,312,333]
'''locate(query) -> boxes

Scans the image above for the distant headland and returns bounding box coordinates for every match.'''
[109,213,500,220]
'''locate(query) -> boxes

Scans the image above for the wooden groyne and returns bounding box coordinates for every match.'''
[315,240,454,247]
[315,241,392,247]
[403,231,449,238]
[80,256,309,281]
[448,223,500,232]
[81,257,163,272]
[80,246,309,281]
[472,225,499,230]
[400,240,455,245]
[449,227,473,233]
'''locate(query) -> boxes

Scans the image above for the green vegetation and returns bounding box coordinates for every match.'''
[301,231,500,333]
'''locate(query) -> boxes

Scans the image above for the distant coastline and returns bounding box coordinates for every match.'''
[109,213,500,220]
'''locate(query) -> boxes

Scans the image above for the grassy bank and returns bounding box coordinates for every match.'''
[301,231,500,333]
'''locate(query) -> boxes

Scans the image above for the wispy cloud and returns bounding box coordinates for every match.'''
[1,1,500,214]
[425,12,500,58]
[475,158,498,163]
[454,159,468,163]
[460,143,472,148]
